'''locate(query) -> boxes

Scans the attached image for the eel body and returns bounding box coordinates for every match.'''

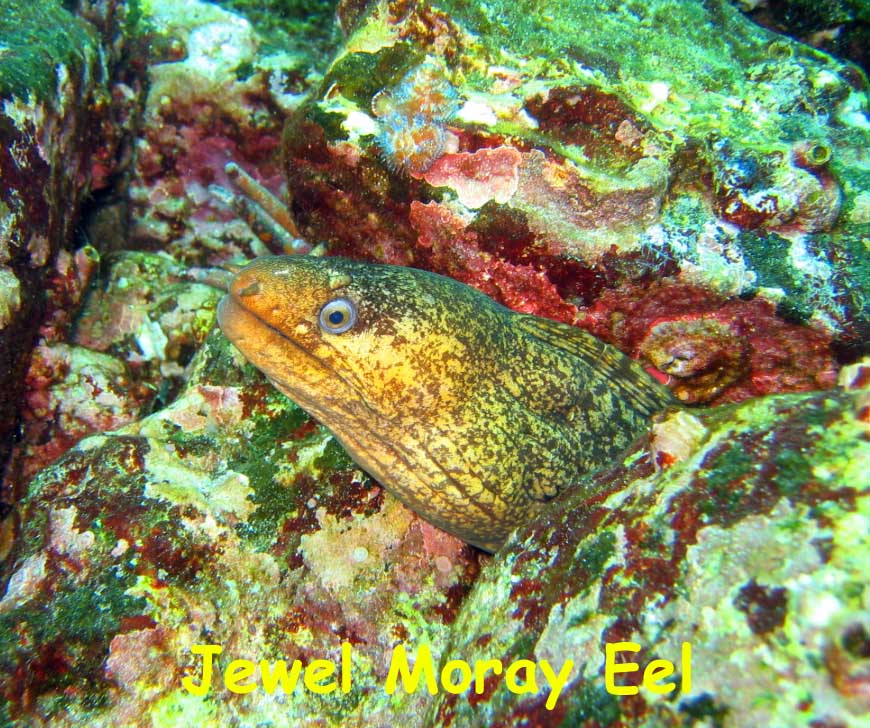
[217,255,675,552]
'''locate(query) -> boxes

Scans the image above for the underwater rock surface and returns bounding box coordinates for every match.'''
[284,0,870,371]
[0,0,139,476]
[0,329,480,725]
[430,377,870,727]
[736,0,870,76]
[2,342,867,726]
[0,0,868,726]
[127,0,324,264]
[9,251,223,483]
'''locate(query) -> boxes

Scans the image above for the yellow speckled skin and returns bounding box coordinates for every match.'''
[217,256,675,552]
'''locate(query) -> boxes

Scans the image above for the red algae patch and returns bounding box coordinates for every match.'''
[421,147,522,208]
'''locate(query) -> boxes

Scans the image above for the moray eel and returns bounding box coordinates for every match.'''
[217,255,675,552]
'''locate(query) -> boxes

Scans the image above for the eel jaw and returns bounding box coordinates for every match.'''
[216,293,331,414]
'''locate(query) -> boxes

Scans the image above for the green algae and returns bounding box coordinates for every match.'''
[214,0,338,53]
[678,693,729,727]
[325,43,422,106]
[772,446,816,497]
[429,386,870,725]
[313,436,355,473]
[35,575,143,645]
[558,682,620,727]
[575,530,616,579]
[166,430,219,458]
[222,388,311,549]
[438,0,839,142]
[0,569,145,707]
[0,0,99,102]
[825,224,870,338]
[566,608,595,629]
[232,449,305,548]
[738,230,818,324]
[245,392,310,454]
[186,327,260,389]
[698,441,756,514]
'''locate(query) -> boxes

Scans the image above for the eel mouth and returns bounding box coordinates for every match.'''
[216,291,311,374]
[217,264,290,344]
[216,293,250,342]
[215,293,235,334]
[216,293,262,350]
[217,290,296,352]
[216,290,366,415]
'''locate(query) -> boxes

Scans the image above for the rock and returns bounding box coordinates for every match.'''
[6,251,223,491]
[2,1,869,725]
[0,0,142,475]
[735,0,870,76]
[0,330,481,725]
[16,342,147,481]
[126,0,329,264]
[282,0,870,375]
[72,251,222,400]
[430,385,870,726]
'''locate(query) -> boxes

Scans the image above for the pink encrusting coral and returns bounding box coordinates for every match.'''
[372,59,461,175]
[408,200,579,322]
[18,343,148,480]
[420,147,523,208]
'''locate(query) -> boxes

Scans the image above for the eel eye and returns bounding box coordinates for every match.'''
[318,297,357,334]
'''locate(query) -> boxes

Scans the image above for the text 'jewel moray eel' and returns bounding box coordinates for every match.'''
[217,256,676,552]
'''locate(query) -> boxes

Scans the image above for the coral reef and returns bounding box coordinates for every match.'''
[17,343,147,481]
[581,280,839,405]
[0,0,868,725]
[284,0,870,357]
[5,251,223,484]
[1,332,866,725]
[127,0,330,266]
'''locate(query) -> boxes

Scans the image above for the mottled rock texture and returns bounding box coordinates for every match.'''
[734,0,870,75]
[127,0,329,264]
[8,251,223,483]
[0,329,480,727]
[0,0,143,480]
[283,0,870,378]
[429,384,870,726]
